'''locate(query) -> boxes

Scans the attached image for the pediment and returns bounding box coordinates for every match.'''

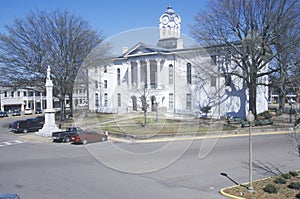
[122,42,169,57]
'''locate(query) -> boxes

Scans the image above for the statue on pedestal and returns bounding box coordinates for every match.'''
[36,66,61,137]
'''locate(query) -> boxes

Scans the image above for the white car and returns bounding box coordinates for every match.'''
[24,108,33,115]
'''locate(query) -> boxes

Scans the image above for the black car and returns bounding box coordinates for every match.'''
[9,118,43,133]
[35,108,42,114]
[0,111,8,118]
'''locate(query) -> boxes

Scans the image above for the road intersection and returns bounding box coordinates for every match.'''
[0,115,299,199]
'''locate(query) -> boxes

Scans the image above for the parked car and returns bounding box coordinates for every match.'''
[35,108,42,114]
[52,127,83,142]
[24,108,33,115]
[9,118,43,133]
[12,110,21,116]
[0,193,21,199]
[32,116,45,124]
[69,130,107,145]
[0,111,8,118]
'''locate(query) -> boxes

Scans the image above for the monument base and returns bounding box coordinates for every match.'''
[36,124,62,137]
[35,109,61,137]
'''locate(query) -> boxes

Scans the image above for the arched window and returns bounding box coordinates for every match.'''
[104,93,108,107]
[169,93,174,110]
[95,93,99,107]
[169,64,173,85]
[187,63,191,84]
[117,93,121,107]
[186,93,192,110]
[131,96,137,111]
[117,68,120,85]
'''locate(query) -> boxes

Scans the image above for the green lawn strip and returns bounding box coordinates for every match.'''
[61,114,238,135]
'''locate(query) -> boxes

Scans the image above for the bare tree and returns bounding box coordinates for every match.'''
[0,9,104,120]
[269,8,300,112]
[138,84,150,127]
[191,0,300,117]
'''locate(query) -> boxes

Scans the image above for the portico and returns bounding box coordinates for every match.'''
[127,58,162,89]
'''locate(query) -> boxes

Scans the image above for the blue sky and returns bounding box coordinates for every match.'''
[0,0,208,39]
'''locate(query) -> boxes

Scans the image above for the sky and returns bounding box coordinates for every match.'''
[0,0,208,38]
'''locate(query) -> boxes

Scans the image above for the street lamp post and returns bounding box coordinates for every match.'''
[246,111,255,192]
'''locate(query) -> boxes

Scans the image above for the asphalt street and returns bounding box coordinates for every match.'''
[0,116,299,199]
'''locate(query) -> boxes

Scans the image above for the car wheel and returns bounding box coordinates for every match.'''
[101,137,106,142]
[23,129,28,133]
[65,136,70,142]
[82,139,87,145]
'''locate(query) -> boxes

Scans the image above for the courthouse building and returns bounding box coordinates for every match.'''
[87,5,268,118]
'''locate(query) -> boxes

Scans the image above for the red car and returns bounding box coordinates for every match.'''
[70,130,107,145]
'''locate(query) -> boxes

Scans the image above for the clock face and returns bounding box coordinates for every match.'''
[162,15,169,25]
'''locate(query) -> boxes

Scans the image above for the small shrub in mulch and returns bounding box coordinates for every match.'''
[263,184,278,194]
[288,182,300,190]
[289,171,299,177]
[282,173,292,179]
[274,177,287,184]
[296,192,300,199]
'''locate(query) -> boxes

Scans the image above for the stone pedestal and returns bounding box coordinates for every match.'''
[36,66,61,137]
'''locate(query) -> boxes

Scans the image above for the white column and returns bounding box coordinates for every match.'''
[128,62,131,89]
[136,61,140,89]
[33,90,36,110]
[146,60,150,88]
[40,92,43,110]
[156,59,161,89]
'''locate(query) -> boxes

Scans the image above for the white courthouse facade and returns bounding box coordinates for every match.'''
[88,6,268,118]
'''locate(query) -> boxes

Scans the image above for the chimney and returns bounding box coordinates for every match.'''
[122,47,128,54]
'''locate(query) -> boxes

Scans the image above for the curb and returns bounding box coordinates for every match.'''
[219,171,300,199]
[108,130,293,143]
[219,186,245,199]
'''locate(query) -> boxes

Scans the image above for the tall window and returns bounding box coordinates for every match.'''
[104,93,108,107]
[104,65,107,73]
[95,67,98,74]
[225,75,232,86]
[211,75,217,87]
[4,91,7,98]
[23,91,27,97]
[169,64,173,85]
[104,80,107,88]
[186,94,192,110]
[95,93,99,107]
[95,81,98,89]
[169,93,174,110]
[211,55,217,65]
[11,92,14,97]
[117,68,120,85]
[187,63,192,84]
[117,93,121,107]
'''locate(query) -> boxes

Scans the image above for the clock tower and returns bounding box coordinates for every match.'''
[157,5,183,49]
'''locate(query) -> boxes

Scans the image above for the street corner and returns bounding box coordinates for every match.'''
[220,186,245,199]
[19,133,52,143]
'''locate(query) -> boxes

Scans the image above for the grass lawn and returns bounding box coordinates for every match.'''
[223,171,300,199]
[64,112,237,136]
